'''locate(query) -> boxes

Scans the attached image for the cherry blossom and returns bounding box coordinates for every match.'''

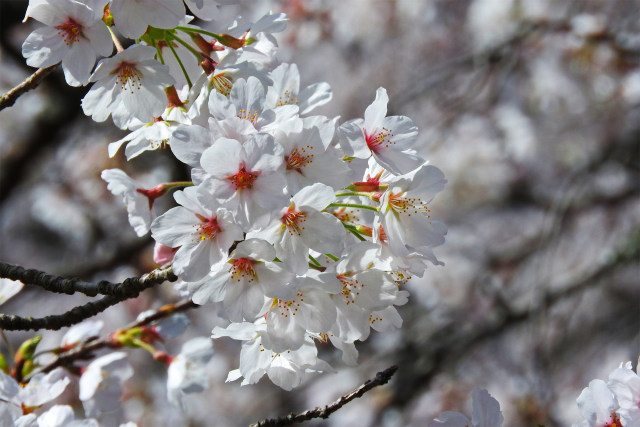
[429,388,504,427]
[110,0,185,39]
[82,45,176,128]
[338,87,421,175]
[167,337,214,409]
[22,0,112,86]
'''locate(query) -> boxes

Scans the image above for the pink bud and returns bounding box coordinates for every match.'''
[154,243,178,265]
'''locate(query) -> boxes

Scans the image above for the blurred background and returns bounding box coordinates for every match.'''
[1,0,639,425]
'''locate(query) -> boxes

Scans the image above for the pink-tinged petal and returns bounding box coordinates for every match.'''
[363,87,389,132]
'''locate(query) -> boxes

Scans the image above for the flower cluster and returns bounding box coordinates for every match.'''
[17,0,446,418]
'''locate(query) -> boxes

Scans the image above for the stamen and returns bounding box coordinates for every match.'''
[285,146,314,173]
[365,126,394,154]
[114,62,142,93]
[55,17,83,46]
[282,204,306,236]
[226,163,260,191]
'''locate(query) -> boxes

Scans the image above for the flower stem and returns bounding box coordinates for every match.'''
[165,39,193,88]
[342,223,367,241]
[327,203,379,212]
[108,26,124,53]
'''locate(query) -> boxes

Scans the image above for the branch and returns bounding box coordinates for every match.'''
[31,299,198,377]
[0,266,177,331]
[251,365,398,427]
[0,262,175,298]
[0,64,58,112]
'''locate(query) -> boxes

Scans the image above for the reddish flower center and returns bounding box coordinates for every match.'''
[226,163,259,191]
[285,146,313,173]
[193,213,221,241]
[605,413,623,427]
[114,62,142,92]
[365,127,393,154]
[229,258,257,282]
[55,17,83,45]
[282,204,306,236]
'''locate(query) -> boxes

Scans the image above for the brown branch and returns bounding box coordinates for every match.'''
[0,64,58,112]
[0,266,177,331]
[250,365,398,427]
[30,299,198,378]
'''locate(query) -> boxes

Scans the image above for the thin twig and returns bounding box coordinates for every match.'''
[250,365,398,427]
[0,64,58,112]
[0,266,177,331]
[30,299,198,378]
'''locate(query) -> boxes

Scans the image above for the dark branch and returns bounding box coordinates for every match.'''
[251,365,398,427]
[0,262,175,298]
[0,266,177,331]
[0,64,58,112]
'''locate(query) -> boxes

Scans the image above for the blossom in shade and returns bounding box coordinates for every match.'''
[82,45,175,128]
[429,388,504,427]
[166,337,214,409]
[22,0,112,86]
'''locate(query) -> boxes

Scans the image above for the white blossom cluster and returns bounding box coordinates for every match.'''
[20,0,447,406]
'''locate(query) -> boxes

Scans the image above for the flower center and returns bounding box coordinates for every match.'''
[55,17,83,45]
[387,192,431,216]
[285,146,313,173]
[236,109,259,124]
[272,292,304,317]
[114,62,142,92]
[365,127,393,154]
[605,413,623,427]
[226,163,259,191]
[281,204,306,236]
[229,258,257,283]
[337,274,363,305]
[211,73,232,96]
[276,89,299,107]
[192,214,221,241]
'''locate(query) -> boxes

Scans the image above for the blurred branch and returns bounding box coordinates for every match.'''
[30,299,198,378]
[0,64,58,112]
[251,365,398,427]
[0,265,177,331]
[392,227,640,406]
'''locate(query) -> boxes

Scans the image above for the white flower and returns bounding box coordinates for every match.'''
[248,183,344,274]
[110,0,185,39]
[0,278,24,306]
[79,352,133,421]
[378,164,447,258]
[167,337,214,409]
[198,133,288,230]
[212,321,333,391]
[31,405,99,427]
[574,379,623,427]
[608,360,640,426]
[82,45,175,128]
[187,239,295,321]
[429,388,504,427]
[265,63,332,114]
[22,0,112,86]
[338,87,422,175]
[102,169,160,237]
[0,368,69,419]
[60,319,103,349]
[151,186,243,282]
